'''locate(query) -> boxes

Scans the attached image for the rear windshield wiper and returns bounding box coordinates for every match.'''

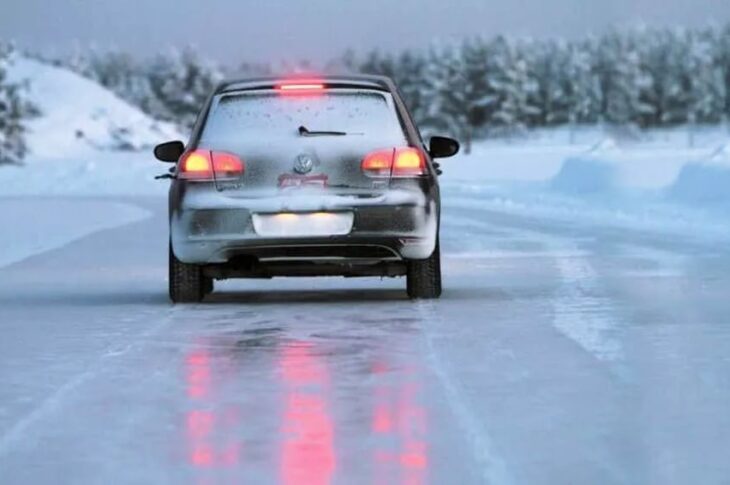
[298,125,354,137]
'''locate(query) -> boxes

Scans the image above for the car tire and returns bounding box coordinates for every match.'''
[406,239,442,299]
[169,243,209,303]
[203,277,214,296]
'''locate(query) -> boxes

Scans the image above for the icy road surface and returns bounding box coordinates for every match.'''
[1,196,729,485]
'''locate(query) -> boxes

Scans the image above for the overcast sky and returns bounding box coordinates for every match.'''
[3,0,730,65]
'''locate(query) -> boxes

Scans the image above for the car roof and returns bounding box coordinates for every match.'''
[216,74,395,95]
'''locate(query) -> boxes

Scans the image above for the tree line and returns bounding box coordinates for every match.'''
[2,24,730,162]
[350,26,730,151]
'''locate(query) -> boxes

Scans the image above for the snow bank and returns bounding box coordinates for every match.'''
[6,56,180,158]
[550,140,623,195]
[548,136,730,213]
[549,138,702,196]
[667,145,730,210]
[0,199,150,268]
[440,141,581,186]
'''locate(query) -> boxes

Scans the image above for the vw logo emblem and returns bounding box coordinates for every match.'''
[293,154,314,174]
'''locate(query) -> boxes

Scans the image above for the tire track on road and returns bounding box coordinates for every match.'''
[0,306,181,456]
[444,211,627,373]
[416,300,513,485]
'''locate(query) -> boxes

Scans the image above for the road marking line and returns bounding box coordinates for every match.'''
[448,207,626,367]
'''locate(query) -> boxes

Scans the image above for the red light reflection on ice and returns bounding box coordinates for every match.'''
[183,347,242,470]
[373,404,393,434]
[187,410,215,439]
[186,350,211,399]
[279,343,336,485]
[371,360,429,485]
[190,443,214,467]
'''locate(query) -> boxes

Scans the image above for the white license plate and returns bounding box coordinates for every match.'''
[252,212,354,237]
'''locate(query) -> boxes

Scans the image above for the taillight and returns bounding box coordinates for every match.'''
[362,149,395,177]
[179,149,245,180]
[393,147,426,176]
[361,147,427,178]
[276,80,326,95]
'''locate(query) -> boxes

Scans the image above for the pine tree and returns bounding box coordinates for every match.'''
[420,42,475,152]
[391,50,429,125]
[147,47,223,130]
[593,31,654,126]
[528,40,568,125]
[36,21,730,138]
[688,28,726,124]
[720,24,730,124]
[642,28,686,125]
[355,49,429,126]
[459,37,497,138]
[483,37,539,134]
[563,40,602,125]
[0,43,38,165]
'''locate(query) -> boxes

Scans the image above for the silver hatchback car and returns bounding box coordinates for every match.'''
[153,75,459,302]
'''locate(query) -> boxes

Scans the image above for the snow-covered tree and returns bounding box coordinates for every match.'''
[528,40,569,125]
[563,41,602,125]
[483,37,540,134]
[147,47,223,130]
[420,42,475,151]
[720,24,730,123]
[391,50,429,124]
[592,31,654,126]
[39,21,730,136]
[356,49,429,126]
[686,28,726,124]
[641,28,687,125]
[0,43,38,165]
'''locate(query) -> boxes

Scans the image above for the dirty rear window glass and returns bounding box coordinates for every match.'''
[199,90,407,146]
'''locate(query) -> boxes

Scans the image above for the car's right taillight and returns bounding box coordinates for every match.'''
[179,149,245,180]
[361,147,427,178]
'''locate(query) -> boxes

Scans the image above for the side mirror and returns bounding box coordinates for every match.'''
[154,140,185,162]
[429,136,460,159]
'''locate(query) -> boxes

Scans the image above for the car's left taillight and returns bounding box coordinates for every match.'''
[178,149,245,181]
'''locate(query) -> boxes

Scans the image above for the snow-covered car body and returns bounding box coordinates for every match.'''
[154,75,459,302]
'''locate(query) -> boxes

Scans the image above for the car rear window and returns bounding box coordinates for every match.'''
[199,89,407,146]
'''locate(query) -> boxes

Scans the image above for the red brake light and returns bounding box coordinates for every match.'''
[211,152,243,174]
[361,147,426,178]
[393,147,426,176]
[179,150,245,180]
[276,80,326,94]
[278,83,325,91]
[361,148,395,177]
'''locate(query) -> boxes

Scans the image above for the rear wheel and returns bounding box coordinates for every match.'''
[203,277,214,296]
[169,243,210,303]
[406,239,442,299]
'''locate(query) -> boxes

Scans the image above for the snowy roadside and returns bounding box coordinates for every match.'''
[0,151,168,197]
[1,51,729,246]
[0,199,151,269]
[439,132,730,242]
[1,137,728,245]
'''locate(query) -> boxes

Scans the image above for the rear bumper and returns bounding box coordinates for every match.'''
[171,189,437,264]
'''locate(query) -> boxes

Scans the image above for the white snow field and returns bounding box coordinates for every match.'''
[0,199,150,269]
[0,55,181,196]
[5,56,180,157]
[2,60,730,484]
